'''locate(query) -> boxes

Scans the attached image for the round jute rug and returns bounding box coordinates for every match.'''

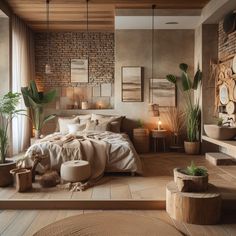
[34,212,182,236]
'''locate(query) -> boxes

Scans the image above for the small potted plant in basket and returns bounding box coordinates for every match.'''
[174,161,208,192]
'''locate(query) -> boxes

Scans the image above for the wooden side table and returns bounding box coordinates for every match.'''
[133,128,149,154]
[151,129,168,152]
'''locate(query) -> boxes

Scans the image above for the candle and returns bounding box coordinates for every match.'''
[158,120,162,130]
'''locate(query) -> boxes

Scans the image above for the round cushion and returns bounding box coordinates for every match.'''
[60,160,91,182]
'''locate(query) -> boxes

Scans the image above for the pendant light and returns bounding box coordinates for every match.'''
[149,4,160,118]
[86,0,89,81]
[45,0,51,74]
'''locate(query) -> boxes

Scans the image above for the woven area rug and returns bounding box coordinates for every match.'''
[34,212,182,236]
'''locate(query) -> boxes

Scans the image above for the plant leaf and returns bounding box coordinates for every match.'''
[192,69,202,90]
[42,90,57,104]
[29,80,40,102]
[181,72,192,91]
[166,74,177,84]
[179,63,188,72]
[42,114,56,126]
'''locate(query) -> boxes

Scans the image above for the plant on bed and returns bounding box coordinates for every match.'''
[21,80,57,138]
[166,63,202,155]
[0,92,23,186]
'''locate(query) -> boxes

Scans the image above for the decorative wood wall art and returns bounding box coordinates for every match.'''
[122,66,143,102]
[216,54,236,117]
[219,83,229,105]
[150,79,176,107]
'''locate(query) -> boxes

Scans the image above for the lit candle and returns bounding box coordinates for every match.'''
[158,120,162,130]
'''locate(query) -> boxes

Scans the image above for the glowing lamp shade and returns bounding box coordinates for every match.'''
[45,64,51,74]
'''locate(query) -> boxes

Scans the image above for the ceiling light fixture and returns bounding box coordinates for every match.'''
[45,0,51,74]
[166,22,178,25]
[86,0,89,81]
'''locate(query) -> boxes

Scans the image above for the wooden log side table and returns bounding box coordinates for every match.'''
[151,129,168,152]
[166,181,221,225]
[133,128,150,154]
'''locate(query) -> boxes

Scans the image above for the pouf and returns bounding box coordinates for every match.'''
[60,160,91,182]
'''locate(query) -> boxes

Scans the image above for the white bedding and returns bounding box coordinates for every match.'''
[25,131,143,175]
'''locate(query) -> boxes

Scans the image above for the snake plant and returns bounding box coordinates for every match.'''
[166,63,202,142]
[21,80,57,137]
[0,92,22,163]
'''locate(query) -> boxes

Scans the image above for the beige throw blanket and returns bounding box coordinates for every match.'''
[25,134,110,190]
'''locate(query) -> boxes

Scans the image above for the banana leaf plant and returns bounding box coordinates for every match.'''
[21,80,57,138]
[166,63,202,142]
[0,92,23,163]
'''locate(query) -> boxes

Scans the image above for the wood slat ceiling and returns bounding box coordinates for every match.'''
[6,0,210,31]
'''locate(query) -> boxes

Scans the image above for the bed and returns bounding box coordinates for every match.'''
[24,114,143,182]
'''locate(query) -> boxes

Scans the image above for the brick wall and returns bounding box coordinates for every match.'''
[218,21,236,60]
[35,32,114,89]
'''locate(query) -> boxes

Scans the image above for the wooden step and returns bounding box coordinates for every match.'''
[206,152,236,166]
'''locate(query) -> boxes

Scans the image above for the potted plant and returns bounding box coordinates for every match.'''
[166,63,202,154]
[21,80,57,138]
[174,161,208,192]
[0,92,22,187]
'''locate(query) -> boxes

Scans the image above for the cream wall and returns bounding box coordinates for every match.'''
[44,29,195,136]
[114,29,194,129]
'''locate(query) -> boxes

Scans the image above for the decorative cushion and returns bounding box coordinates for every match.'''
[85,120,110,132]
[67,123,86,134]
[91,114,125,133]
[77,114,91,124]
[58,117,79,134]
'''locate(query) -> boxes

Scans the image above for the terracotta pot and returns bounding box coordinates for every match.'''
[0,161,16,187]
[184,141,200,155]
[173,167,208,192]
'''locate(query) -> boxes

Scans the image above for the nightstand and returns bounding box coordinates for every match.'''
[151,129,168,152]
[133,128,150,154]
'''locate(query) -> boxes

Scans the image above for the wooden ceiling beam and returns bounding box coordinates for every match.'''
[6,0,210,31]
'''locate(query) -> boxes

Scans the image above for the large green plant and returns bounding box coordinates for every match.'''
[0,92,22,163]
[166,63,202,142]
[21,80,57,136]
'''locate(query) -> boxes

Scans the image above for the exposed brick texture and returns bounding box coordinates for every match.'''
[218,21,236,60]
[35,32,114,89]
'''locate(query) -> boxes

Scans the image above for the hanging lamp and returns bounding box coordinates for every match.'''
[149,4,160,117]
[45,0,51,74]
[86,0,89,81]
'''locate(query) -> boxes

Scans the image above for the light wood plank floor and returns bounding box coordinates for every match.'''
[0,209,236,236]
[1,153,236,200]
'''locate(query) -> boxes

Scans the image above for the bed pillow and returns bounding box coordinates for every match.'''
[91,114,124,133]
[77,114,91,124]
[85,120,110,132]
[67,123,86,134]
[58,116,80,134]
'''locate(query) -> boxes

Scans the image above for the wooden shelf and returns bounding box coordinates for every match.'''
[202,135,236,151]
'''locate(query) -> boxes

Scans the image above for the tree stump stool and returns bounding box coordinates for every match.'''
[166,181,221,225]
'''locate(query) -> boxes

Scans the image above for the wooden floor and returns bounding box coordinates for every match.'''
[1,152,236,209]
[0,209,236,236]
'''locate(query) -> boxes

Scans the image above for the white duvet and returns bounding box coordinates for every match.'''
[25,131,143,176]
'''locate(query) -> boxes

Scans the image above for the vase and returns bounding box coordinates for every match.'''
[184,141,200,155]
[0,160,16,187]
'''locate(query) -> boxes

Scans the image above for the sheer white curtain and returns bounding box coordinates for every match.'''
[12,15,35,155]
